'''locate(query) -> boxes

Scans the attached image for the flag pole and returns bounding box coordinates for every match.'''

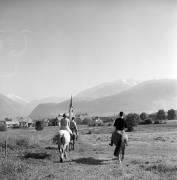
[69,95,72,121]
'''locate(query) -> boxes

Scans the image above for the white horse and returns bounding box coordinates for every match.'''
[55,130,70,162]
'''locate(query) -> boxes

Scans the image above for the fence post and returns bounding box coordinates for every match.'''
[5,128,7,161]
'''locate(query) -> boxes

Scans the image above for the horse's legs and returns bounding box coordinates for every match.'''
[73,139,75,150]
[61,148,64,162]
[64,150,67,159]
[69,141,73,151]
[60,156,63,163]
[121,144,125,162]
[69,142,71,151]
[114,146,119,156]
[58,144,63,163]
[113,147,121,163]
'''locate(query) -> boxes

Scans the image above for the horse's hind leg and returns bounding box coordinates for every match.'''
[69,142,71,151]
[73,139,75,150]
[63,147,67,159]
[64,151,67,159]
[58,145,63,163]
[114,146,122,164]
[121,144,125,162]
[60,149,64,162]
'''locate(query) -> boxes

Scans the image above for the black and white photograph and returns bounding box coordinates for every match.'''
[0,0,177,179]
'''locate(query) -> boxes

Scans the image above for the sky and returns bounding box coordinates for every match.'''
[0,0,177,101]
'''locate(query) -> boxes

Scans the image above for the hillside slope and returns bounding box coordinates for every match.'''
[0,94,26,119]
[75,79,137,100]
[30,79,177,119]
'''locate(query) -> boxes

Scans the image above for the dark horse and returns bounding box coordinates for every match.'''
[69,131,78,151]
[112,131,126,163]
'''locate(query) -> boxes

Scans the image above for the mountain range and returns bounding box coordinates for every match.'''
[0,79,176,120]
[0,95,66,119]
[30,79,177,119]
[75,79,138,100]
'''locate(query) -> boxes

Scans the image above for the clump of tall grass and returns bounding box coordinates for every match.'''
[0,159,29,180]
[145,163,177,174]
[0,136,39,150]
[0,124,7,132]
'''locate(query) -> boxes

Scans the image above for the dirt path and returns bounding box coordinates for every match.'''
[26,134,122,180]
[25,130,177,180]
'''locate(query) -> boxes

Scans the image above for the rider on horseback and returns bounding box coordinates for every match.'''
[109,111,128,146]
[70,117,78,137]
[59,113,73,136]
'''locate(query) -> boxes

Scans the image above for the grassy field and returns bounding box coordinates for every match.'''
[0,120,177,180]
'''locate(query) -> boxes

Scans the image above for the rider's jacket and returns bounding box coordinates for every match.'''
[114,117,127,131]
[70,120,77,132]
[60,117,70,130]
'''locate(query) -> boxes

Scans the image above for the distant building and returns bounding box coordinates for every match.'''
[89,117,103,126]
[94,117,103,126]
[16,117,33,127]
[5,120,20,128]
[0,120,6,125]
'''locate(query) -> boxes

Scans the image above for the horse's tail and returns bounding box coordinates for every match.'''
[59,134,64,145]
[60,134,64,143]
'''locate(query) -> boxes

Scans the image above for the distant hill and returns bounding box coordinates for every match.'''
[75,79,138,100]
[0,94,25,119]
[0,95,66,119]
[30,79,177,119]
[7,94,29,105]
[24,97,66,115]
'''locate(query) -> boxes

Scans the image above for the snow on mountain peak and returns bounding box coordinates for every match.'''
[7,94,29,104]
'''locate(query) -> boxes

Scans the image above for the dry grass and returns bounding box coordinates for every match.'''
[0,136,39,150]
[0,159,29,180]
[0,121,176,179]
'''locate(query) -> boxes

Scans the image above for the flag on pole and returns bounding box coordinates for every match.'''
[69,95,74,120]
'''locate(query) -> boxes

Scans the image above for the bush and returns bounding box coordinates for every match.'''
[144,118,153,124]
[148,112,157,121]
[167,109,176,120]
[140,112,147,121]
[87,130,92,134]
[35,120,44,131]
[0,124,7,131]
[154,120,160,124]
[75,117,82,124]
[82,117,92,125]
[156,109,166,120]
[126,113,140,132]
